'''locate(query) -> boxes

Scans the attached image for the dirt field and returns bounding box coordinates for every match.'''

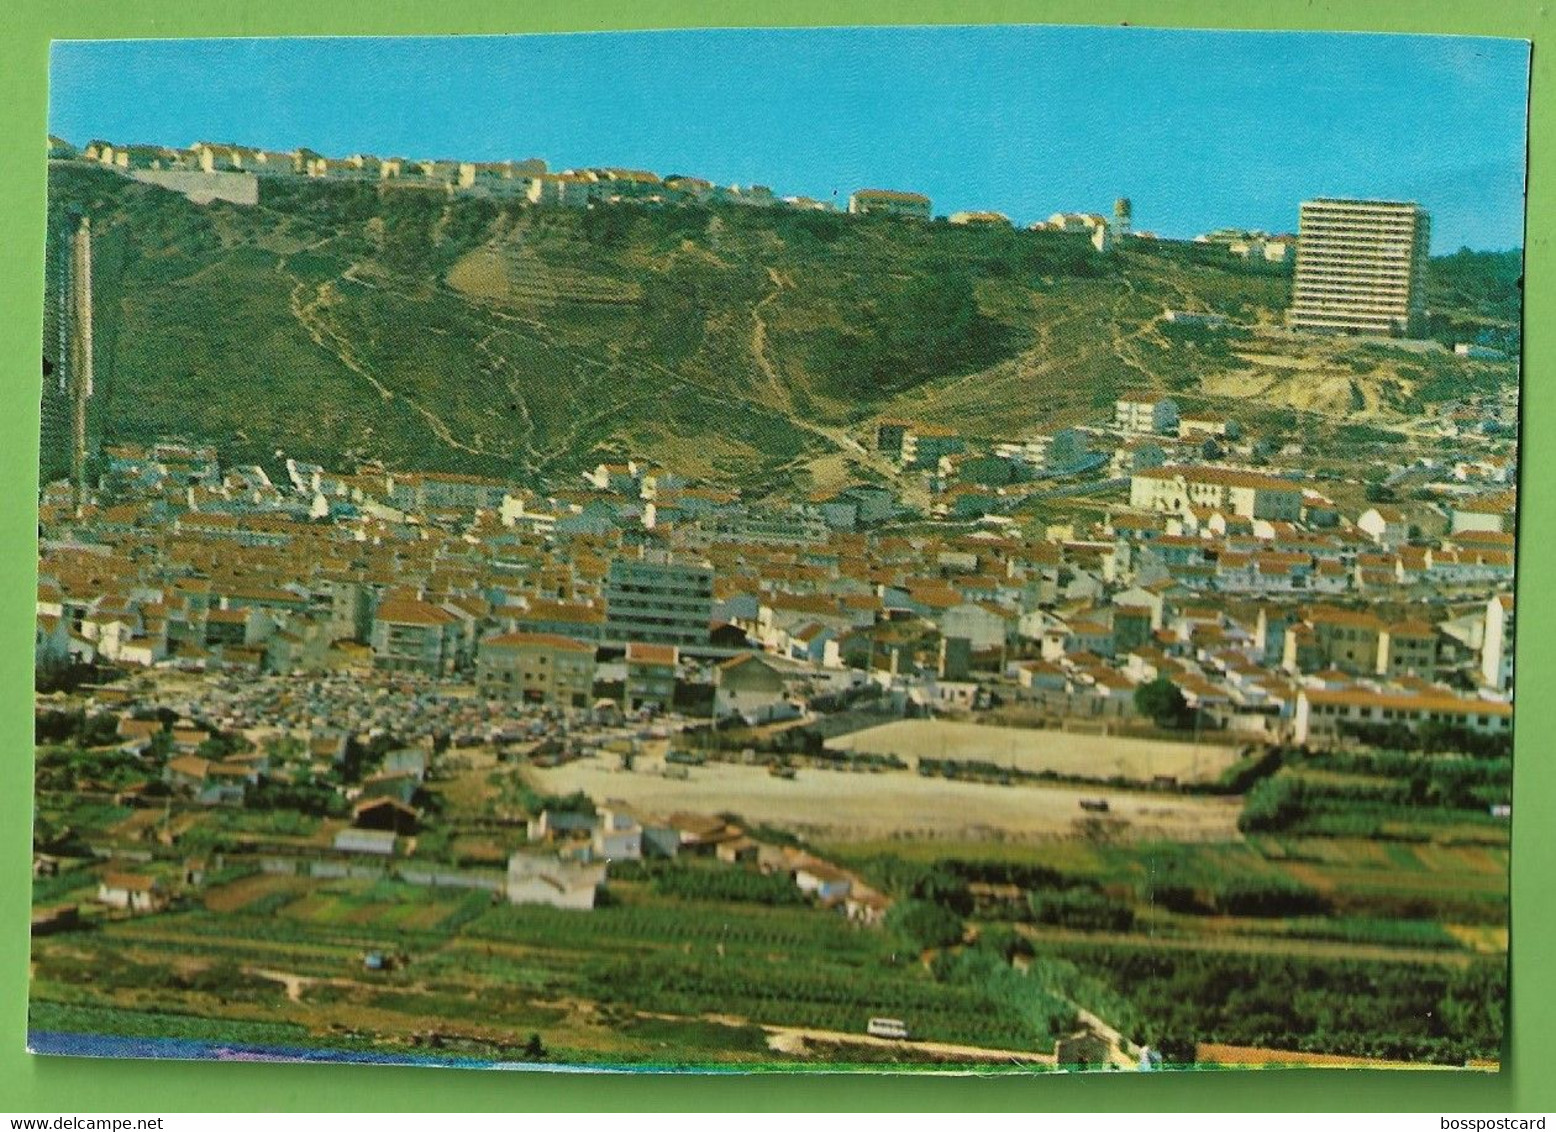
[202,872,308,913]
[824,720,1241,784]
[524,759,1241,843]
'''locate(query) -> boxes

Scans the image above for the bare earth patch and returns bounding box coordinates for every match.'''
[824,719,1241,783]
[524,758,1241,843]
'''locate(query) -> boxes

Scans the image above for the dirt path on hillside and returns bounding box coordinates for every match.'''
[284,268,506,460]
[626,1008,1057,1066]
[471,329,540,473]
[751,267,794,411]
[761,1022,1056,1066]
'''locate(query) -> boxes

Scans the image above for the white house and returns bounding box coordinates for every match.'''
[96,872,167,914]
[1451,492,1515,535]
[941,602,1013,652]
[1130,466,1304,522]
[334,828,398,856]
[1356,506,1408,547]
[591,808,644,861]
[794,860,853,901]
[507,854,606,910]
[713,653,801,724]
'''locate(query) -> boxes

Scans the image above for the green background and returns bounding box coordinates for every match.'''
[0,0,1548,1112]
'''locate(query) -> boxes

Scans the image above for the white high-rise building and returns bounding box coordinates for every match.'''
[1289,198,1431,337]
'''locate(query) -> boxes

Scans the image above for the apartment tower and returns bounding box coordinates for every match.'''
[604,552,714,648]
[1289,198,1430,337]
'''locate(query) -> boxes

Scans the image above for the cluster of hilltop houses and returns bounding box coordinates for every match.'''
[50,135,1339,280]
[52,134,908,215]
[51,134,1167,248]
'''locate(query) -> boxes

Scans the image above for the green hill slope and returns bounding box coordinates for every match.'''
[42,164,1514,493]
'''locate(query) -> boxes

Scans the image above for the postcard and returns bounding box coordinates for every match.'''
[31,25,1528,1073]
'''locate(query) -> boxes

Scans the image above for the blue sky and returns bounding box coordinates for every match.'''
[49,26,1530,250]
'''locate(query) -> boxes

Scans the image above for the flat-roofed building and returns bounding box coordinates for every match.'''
[604,555,713,647]
[1114,392,1179,435]
[1289,198,1430,337]
[900,425,964,469]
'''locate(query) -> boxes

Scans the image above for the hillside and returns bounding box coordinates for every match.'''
[42,164,1519,492]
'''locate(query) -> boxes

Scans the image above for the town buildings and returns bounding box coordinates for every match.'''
[1294,687,1511,744]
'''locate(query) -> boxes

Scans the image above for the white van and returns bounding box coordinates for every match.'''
[867,1017,910,1040]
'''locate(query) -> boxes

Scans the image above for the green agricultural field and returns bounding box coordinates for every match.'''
[30,871,1079,1066]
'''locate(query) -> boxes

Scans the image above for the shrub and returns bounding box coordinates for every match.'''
[651,866,806,906]
[1030,887,1136,932]
[1239,775,1308,833]
[887,899,966,950]
[1212,876,1327,918]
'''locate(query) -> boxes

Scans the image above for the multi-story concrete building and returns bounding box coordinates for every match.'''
[1304,607,1385,675]
[623,642,678,712]
[1377,619,1439,681]
[369,599,461,675]
[900,425,964,469]
[1482,593,1514,692]
[1114,393,1179,436]
[704,505,830,546]
[1129,465,1304,521]
[476,632,597,707]
[604,555,713,647]
[1289,198,1431,337]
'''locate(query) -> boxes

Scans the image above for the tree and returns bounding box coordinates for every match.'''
[1134,677,1193,729]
